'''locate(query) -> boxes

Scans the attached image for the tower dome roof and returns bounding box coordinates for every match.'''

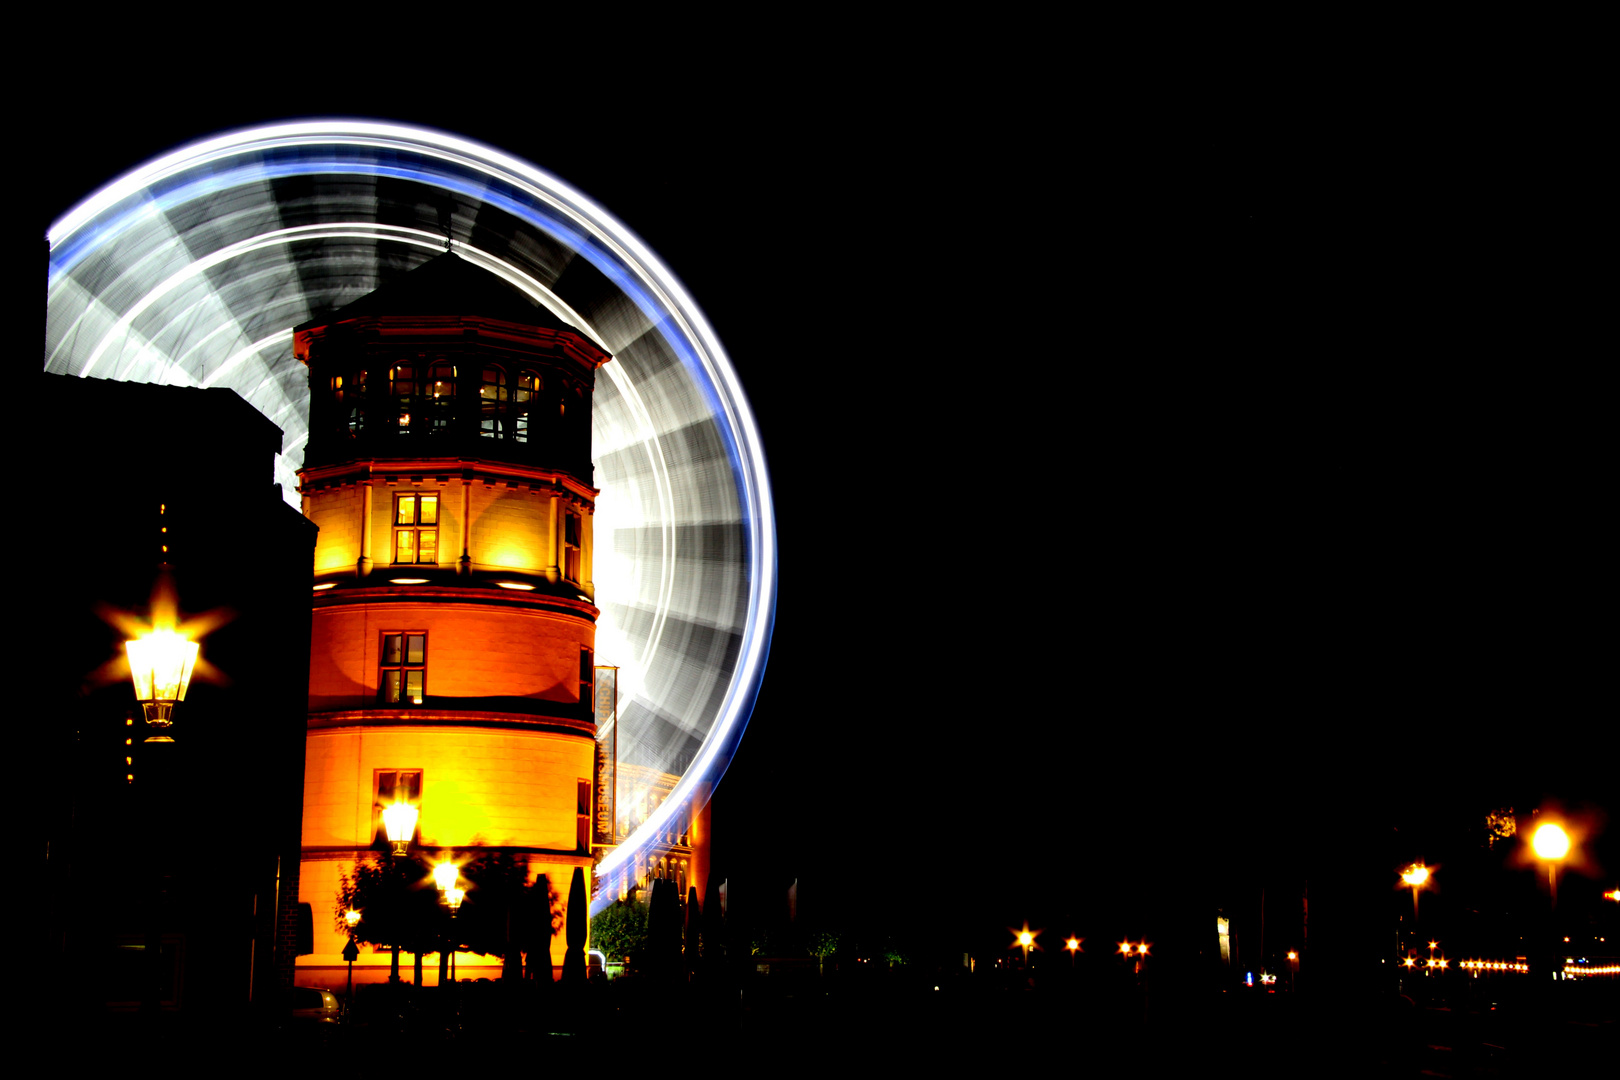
[297,251,581,333]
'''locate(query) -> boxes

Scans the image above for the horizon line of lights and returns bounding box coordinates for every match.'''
[1563,963,1620,977]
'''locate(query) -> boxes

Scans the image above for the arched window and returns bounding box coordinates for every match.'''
[480,366,507,439]
[332,369,370,436]
[512,371,541,443]
[427,361,456,433]
[390,364,417,431]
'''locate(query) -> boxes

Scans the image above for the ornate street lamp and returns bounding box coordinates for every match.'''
[381,801,418,857]
[377,805,416,984]
[125,629,198,743]
[434,860,465,989]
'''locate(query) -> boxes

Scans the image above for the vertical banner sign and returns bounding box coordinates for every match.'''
[593,666,618,847]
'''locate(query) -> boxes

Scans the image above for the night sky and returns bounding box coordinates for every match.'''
[32,53,1608,965]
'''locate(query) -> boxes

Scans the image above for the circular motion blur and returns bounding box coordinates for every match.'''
[45,121,776,899]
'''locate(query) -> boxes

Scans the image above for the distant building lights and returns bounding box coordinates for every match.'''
[496,582,536,591]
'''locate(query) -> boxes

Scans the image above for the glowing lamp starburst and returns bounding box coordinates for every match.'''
[433,861,459,892]
[380,800,418,856]
[1532,823,1569,860]
[125,628,199,742]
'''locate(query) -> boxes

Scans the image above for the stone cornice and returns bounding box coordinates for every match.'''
[299,458,598,505]
[307,710,597,737]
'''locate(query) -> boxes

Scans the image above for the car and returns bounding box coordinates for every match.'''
[285,986,342,1025]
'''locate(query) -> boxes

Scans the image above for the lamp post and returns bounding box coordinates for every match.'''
[434,861,464,991]
[1531,823,1569,909]
[343,909,361,1009]
[1066,936,1082,970]
[1401,864,1430,922]
[125,626,200,1022]
[125,628,199,743]
[380,802,417,984]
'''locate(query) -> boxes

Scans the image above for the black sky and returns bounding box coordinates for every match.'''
[32,50,1608,956]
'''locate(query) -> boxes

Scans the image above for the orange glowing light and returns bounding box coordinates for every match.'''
[1403,957,1416,968]
[1066,937,1082,953]
[125,629,199,705]
[433,861,459,891]
[1138,942,1150,956]
[1401,864,1430,887]
[1287,951,1297,961]
[1428,941,1438,951]
[1532,823,1570,860]
[1009,924,1040,954]
[1119,941,1134,956]
[380,800,418,855]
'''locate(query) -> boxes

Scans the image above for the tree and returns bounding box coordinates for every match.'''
[645,877,684,983]
[562,867,588,984]
[589,894,649,964]
[808,928,841,975]
[335,855,439,977]
[515,873,563,979]
[455,850,531,961]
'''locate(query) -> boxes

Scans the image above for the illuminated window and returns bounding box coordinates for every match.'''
[390,363,418,429]
[393,494,438,564]
[427,361,456,433]
[333,369,368,436]
[577,779,591,854]
[564,510,582,582]
[512,371,541,443]
[374,769,422,844]
[480,366,508,439]
[380,633,427,704]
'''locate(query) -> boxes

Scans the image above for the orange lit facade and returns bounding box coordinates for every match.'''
[293,253,616,986]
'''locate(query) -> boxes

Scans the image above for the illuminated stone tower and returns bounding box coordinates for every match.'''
[292,252,610,985]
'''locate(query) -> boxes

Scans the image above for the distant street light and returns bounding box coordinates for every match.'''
[1065,937,1082,968]
[1532,823,1570,907]
[1400,863,1431,938]
[1015,928,1035,970]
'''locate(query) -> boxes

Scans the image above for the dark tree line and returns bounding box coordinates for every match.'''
[337,851,563,976]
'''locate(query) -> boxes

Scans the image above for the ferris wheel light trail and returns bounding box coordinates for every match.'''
[46,121,776,913]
